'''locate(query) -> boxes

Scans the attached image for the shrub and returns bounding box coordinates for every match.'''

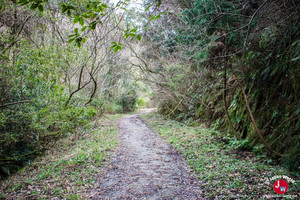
[119,94,137,113]
[158,100,181,119]
[137,98,146,107]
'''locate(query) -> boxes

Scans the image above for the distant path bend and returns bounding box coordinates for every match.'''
[91,109,204,199]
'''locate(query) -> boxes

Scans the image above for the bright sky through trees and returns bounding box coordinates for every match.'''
[110,0,144,11]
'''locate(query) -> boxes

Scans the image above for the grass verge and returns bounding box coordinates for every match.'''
[140,112,299,199]
[0,114,122,199]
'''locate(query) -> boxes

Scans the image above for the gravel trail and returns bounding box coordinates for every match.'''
[91,110,204,199]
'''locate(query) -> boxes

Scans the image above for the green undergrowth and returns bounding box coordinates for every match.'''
[0,114,121,199]
[141,112,299,199]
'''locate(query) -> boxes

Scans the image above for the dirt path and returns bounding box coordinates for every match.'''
[91,110,204,199]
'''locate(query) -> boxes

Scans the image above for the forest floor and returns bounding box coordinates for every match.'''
[0,110,299,199]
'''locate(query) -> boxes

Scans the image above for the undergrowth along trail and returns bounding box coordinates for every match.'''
[1,111,298,199]
[0,114,121,199]
[140,112,299,199]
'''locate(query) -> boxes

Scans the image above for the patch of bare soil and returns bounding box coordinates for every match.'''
[90,110,204,199]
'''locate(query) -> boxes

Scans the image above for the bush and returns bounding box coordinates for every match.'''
[158,100,181,119]
[137,98,146,107]
[119,94,137,113]
[0,85,96,178]
[90,98,123,114]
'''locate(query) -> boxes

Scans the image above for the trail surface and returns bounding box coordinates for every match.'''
[91,110,204,199]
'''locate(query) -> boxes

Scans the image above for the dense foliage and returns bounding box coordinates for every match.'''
[141,0,299,171]
[0,0,149,178]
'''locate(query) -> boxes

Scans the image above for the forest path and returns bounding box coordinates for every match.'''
[91,109,204,199]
